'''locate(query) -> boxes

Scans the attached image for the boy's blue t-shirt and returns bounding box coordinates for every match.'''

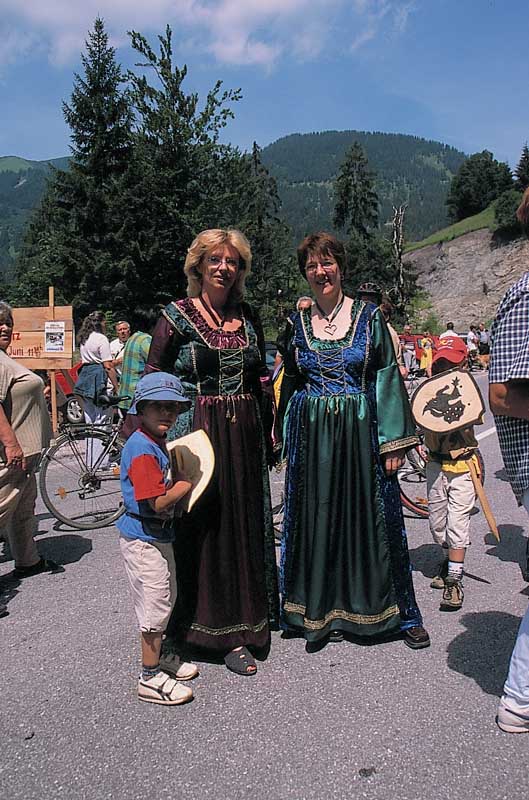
[116,428,174,543]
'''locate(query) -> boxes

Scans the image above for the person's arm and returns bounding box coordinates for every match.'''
[147,475,192,513]
[103,361,119,393]
[371,308,419,475]
[489,381,529,420]
[145,316,179,374]
[129,453,192,515]
[0,404,26,470]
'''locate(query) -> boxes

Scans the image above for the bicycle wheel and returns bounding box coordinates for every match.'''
[39,428,124,530]
[398,445,429,518]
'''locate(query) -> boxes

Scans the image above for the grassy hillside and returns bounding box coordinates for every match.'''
[405,205,496,251]
[0,155,69,173]
[261,130,467,243]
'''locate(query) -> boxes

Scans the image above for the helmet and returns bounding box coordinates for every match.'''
[357,282,382,301]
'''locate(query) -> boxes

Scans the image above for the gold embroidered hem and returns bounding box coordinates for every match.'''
[379,435,419,455]
[283,601,399,630]
[189,618,268,636]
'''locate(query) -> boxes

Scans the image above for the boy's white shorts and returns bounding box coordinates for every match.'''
[119,535,177,633]
[426,461,475,550]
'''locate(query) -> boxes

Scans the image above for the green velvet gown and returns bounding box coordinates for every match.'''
[278,300,422,643]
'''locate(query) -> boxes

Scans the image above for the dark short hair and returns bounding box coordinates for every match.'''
[446,322,454,329]
[297,232,346,278]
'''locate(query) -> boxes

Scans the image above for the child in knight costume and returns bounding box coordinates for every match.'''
[411,336,485,611]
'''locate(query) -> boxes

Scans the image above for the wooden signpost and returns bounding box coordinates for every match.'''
[8,288,74,433]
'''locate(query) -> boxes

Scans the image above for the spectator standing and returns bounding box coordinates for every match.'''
[0,301,62,605]
[110,321,131,381]
[466,324,479,353]
[478,322,490,355]
[439,321,457,340]
[489,186,529,734]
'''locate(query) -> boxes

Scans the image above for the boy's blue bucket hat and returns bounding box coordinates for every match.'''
[128,372,191,414]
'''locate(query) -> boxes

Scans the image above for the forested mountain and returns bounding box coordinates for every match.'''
[0,157,69,280]
[261,130,466,243]
[0,130,465,280]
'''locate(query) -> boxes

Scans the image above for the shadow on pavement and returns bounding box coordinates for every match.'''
[485,524,529,578]
[38,534,93,566]
[446,611,521,696]
[494,468,510,482]
[408,542,443,579]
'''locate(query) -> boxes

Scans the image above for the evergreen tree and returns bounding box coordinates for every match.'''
[333,142,378,237]
[106,26,245,320]
[240,143,298,333]
[514,143,529,191]
[446,150,513,221]
[15,17,133,316]
[332,142,395,294]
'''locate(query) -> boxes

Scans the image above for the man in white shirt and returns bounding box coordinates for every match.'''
[438,322,456,340]
[110,321,131,377]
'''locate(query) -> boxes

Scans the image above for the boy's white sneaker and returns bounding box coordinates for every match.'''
[159,653,199,681]
[138,671,193,705]
[496,698,529,733]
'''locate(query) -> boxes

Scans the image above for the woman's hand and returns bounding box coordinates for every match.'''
[383,448,406,476]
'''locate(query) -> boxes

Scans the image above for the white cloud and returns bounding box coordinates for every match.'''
[1,0,417,68]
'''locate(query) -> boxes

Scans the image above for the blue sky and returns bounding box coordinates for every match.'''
[1,0,528,166]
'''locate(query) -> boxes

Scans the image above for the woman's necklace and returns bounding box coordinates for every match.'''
[200,293,227,332]
[315,293,345,336]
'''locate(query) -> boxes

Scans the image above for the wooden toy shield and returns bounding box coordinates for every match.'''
[410,368,485,434]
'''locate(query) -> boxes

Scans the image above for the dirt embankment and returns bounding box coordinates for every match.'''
[405,229,529,327]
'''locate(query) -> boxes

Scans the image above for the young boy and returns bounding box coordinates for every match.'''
[423,339,482,612]
[117,372,197,705]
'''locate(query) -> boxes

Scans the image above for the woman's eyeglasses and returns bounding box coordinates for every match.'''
[305,260,337,274]
[207,256,240,269]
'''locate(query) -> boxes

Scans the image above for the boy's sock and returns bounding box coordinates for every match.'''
[141,664,161,681]
[447,561,464,581]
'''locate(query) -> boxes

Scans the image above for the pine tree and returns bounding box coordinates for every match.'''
[332,142,395,294]
[515,143,529,191]
[333,142,378,237]
[241,143,298,333]
[15,17,133,316]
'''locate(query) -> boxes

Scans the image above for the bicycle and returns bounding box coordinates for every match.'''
[39,396,127,530]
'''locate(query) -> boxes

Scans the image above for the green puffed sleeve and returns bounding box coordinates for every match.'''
[371,309,419,454]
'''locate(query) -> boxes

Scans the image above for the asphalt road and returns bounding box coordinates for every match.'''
[2,371,528,800]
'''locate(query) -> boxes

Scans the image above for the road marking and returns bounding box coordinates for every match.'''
[477,427,497,441]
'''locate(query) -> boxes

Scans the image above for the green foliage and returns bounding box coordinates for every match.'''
[494,189,523,235]
[14,17,133,316]
[406,205,497,251]
[406,291,441,333]
[333,142,378,237]
[515,143,529,191]
[446,150,513,221]
[13,20,294,334]
[262,130,467,243]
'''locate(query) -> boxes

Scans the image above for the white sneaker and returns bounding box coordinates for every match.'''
[496,698,529,733]
[138,671,193,705]
[160,653,199,681]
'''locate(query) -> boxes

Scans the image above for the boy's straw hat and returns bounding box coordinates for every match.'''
[166,429,215,512]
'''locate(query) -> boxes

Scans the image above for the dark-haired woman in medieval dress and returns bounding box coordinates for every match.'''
[277,232,430,650]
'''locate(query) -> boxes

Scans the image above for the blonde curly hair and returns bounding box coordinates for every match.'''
[184,229,252,303]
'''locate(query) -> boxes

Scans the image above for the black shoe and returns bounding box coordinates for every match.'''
[328,630,344,643]
[403,626,431,650]
[12,559,64,579]
[0,602,8,618]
